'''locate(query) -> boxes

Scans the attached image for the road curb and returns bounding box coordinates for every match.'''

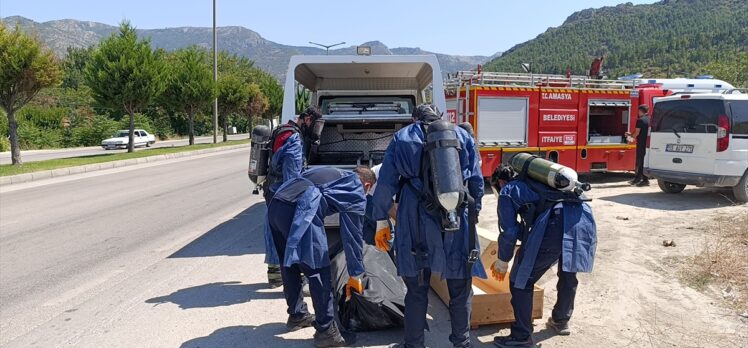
[1,144,247,187]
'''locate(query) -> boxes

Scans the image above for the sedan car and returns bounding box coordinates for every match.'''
[101,129,156,150]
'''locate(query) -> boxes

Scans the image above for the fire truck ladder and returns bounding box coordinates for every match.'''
[445,71,636,94]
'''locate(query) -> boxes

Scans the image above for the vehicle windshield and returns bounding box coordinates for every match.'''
[320,96,415,116]
[652,99,726,134]
[114,131,129,137]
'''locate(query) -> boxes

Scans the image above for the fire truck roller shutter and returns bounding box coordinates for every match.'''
[477,97,529,145]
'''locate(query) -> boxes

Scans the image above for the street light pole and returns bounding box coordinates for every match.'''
[309,41,346,55]
[212,0,218,143]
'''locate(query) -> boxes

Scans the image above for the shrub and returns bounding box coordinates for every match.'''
[73,115,120,146]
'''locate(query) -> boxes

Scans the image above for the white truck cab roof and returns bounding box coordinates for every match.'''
[281,55,446,123]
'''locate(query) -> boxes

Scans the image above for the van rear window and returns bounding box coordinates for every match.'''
[730,100,748,135]
[652,99,727,134]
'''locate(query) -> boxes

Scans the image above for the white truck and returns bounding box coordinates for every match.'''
[280,54,447,168]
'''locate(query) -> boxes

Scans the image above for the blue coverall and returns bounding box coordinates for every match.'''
[263,131,303,265]
[371,121,484,347]
[498,179,597,341]
[266,167,366,331]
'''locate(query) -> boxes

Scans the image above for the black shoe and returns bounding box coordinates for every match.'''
[546,318,571,336]
[636,180,650,187]
[314,323,355,347]
[267,265,282,288]
[493,335,537,348]
[286,312,315,331]
[628,179,641,185]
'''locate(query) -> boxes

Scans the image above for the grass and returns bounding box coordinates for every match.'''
[0,139,249,177]
[679,214,748,312]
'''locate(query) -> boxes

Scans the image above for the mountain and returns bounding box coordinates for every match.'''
[0,16,500,79]
[483,0,748,84]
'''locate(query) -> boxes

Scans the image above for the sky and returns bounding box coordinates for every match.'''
[0,0,658,56]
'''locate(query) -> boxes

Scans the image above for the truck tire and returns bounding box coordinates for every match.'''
[658,179,686,194]
[733,170,748,203]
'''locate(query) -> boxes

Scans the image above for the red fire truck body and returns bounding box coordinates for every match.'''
[444,71,671,177]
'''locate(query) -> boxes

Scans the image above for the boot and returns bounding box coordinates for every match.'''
[546,317,571,336]
[493,335,537,348]
[286,312,315,331]
[313,322,355,347]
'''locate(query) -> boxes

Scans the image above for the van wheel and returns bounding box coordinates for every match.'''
[733,171,748,203]
[658,180,686,194]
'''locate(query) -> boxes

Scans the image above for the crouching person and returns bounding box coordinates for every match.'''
[490,164,597,348]
[266,166,376,347]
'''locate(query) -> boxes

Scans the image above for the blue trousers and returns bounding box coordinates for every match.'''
[268,200,335,331]
[403,268,472,347]
[509,209,578,341]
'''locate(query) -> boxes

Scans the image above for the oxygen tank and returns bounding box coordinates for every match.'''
[425,120,465,232]
[248,125,272,193]
[509,153,591,194]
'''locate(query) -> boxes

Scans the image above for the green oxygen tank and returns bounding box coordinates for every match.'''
[509,153,591,194]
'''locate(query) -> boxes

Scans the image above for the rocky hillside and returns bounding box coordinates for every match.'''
[1,16,500,79]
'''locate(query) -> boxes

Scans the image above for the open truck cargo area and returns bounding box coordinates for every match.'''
[282,55,446,168]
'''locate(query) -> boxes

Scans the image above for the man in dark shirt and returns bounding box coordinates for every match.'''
[626,105,650,186]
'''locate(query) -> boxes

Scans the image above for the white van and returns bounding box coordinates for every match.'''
[645,91,748,202]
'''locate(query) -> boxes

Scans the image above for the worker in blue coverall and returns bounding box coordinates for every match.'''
[371,104,485,348]
[263,107,322,288]
[489,164,597,348]
[266,165,376,347]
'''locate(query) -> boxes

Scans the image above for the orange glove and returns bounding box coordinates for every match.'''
[491,260,509,281]
[345,275,364,301]
[374,220,392,252]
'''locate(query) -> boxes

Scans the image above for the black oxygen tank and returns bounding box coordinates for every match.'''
[425,120,465,232]
[248,125,272,193]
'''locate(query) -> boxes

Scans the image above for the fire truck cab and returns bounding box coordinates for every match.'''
[445,71,671,176]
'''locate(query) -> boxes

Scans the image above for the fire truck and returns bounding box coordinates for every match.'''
[444,69,673,176]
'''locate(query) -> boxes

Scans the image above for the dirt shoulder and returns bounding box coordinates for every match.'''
[475,173,748,348]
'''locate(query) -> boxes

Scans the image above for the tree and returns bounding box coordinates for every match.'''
[246,83,269,132]
[84,21,165,152]
[259,76,283,126]
[704,52,748,88]
[161,46,215,145]
[0,24,62,165]
[62,46,94,89]
[295,84,311,114]
[217,74,250,141]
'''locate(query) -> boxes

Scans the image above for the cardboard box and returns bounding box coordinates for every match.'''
[430,227,544,328]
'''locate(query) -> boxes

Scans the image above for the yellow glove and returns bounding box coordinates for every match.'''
[491,260,509,281]
[374,220,392,252]
[345,275,364,301]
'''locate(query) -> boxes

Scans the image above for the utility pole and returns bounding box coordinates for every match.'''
[212,0,219,143]
[309,41,346,55]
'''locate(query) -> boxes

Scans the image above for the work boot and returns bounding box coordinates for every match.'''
[636,180,650,187]
[493,335,537,348]
[313,322,355,347]
[628,179,641,185]
[286,312,315,331]
[546,318,571,336]
[267,265,283,288]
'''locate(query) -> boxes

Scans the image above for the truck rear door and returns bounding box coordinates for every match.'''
[649,98,727,174]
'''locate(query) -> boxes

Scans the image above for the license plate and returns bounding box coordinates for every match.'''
[666,144,694,153]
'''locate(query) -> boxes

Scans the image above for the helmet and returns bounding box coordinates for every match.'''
[412,104,442,123]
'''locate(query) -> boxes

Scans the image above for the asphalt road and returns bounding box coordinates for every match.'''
[0,133,249,165]
[0,148,476,348]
